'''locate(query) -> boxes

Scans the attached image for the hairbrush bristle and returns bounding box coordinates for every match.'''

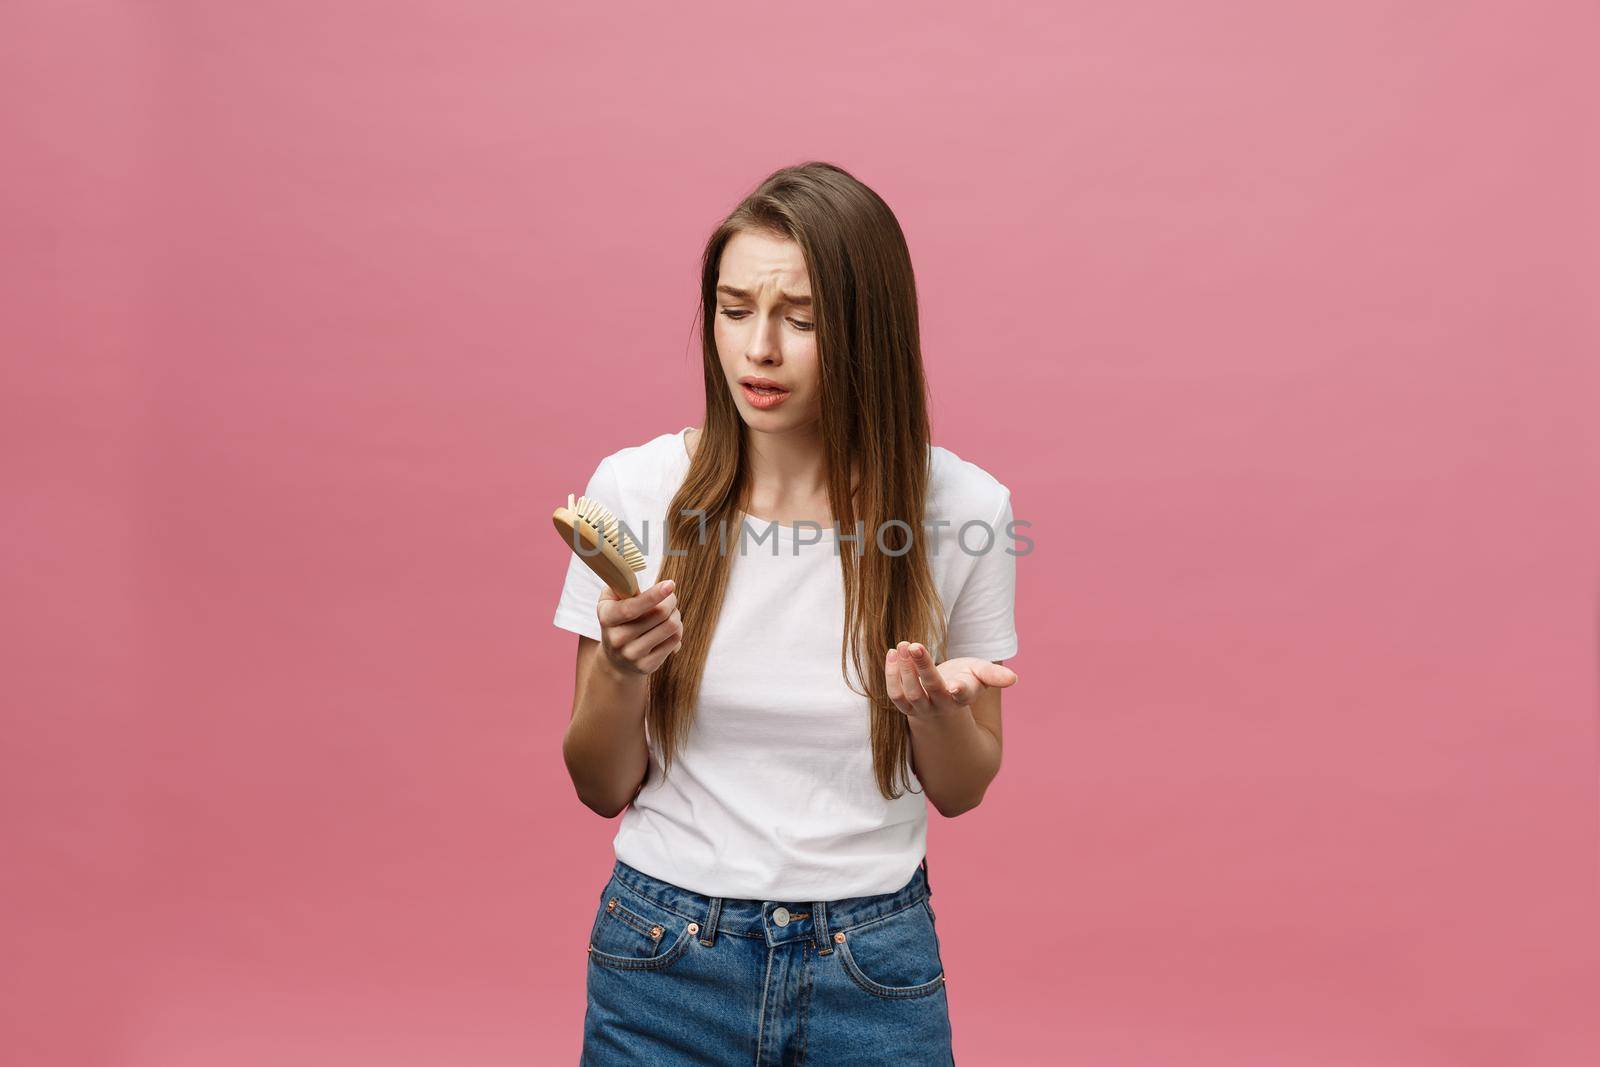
[568,493,646,572]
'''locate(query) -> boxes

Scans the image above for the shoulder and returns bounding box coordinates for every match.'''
[928,443,1011,524]
[583,428,691,522]
[591,427,688,480]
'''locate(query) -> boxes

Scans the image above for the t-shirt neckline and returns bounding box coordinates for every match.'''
[675,425,836,545]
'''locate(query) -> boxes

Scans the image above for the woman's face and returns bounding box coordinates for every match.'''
[713,229,821,432]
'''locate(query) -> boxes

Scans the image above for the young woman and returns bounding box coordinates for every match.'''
[553,161,1020,1066]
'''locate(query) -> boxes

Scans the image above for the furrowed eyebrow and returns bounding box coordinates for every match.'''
[716,284,812,308]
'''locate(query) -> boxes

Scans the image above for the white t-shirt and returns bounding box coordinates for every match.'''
[552,426,1018,901]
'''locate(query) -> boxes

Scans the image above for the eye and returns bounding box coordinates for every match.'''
[718,309,814,332]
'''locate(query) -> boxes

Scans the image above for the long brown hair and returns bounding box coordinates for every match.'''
[647,161,948,801]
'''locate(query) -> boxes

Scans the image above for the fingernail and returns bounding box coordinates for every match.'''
[887,649,897,662]
[661,580,674,593]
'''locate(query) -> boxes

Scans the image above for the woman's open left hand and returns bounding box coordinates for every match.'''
[885,640,1018,721]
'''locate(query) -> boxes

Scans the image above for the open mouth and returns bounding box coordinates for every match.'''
[740,381,791,408]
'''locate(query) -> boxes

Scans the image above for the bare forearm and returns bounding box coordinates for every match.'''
[562,654,650,818]
[907,707,1001,817]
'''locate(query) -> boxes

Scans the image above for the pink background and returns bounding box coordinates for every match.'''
[3,2,1597,1064]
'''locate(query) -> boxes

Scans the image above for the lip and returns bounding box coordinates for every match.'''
[740,380,790,410]
[739,376,789,391]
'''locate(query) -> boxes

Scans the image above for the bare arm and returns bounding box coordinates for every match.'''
[907,678,1003,817]
[889,642,1017,818]
[561,580,681,818]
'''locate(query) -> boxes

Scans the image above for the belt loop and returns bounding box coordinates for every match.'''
[814,899,831,955]
[920,854,932,899]
[700,895,721,947]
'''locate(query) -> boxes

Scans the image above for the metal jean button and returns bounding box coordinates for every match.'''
[772,906,790,927]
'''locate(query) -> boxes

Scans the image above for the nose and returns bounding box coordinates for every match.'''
[743,315,782,364]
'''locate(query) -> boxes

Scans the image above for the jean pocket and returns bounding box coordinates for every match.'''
[587,879,697,972]
[834,898,947,999]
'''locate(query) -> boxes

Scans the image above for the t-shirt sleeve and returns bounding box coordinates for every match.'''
[551,455,623,641]
[942,485,1019,661]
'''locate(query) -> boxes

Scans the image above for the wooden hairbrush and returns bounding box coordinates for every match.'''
[552,492,647,597]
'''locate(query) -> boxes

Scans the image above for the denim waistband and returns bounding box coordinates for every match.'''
[606,856,934,953]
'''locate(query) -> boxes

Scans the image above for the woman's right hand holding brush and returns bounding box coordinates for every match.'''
[596,579,682,678]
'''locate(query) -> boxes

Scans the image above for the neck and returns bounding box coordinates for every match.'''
[685,422,860,522]
[744,422,829,505]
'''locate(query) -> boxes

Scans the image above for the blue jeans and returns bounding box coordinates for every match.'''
[581,856,955,1065]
